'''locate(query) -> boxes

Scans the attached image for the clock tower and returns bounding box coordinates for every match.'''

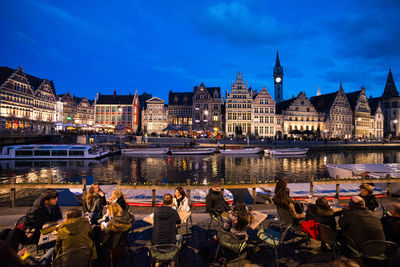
[273,51,283,103]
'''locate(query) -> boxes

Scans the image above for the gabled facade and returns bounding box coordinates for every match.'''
[369,97,384,138]
[253,86,276,137]
[225,73,253,136]
[380,69,400,137]
[59,92,77,124]
[74,96,94,127]
[167,91,193,129]
[346,87,374,138]
[142,97,168,134]
[192,82,222,132]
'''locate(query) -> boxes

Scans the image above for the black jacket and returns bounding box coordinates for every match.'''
[24,197,62,232]
[205,189,230,214]
[360,194,379,211]
[306,204,338,231]
[152,206,181,245]
[381,216,400,245]
[82,193,106,214]
[116,196,127,211]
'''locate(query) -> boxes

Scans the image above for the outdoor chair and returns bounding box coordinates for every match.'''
[341,232,362,258]
[318,223,339,260]
[147,243,180,267]
[361,240,399,267]
[276,207,305,244]
[257,221,292,267]
[14,215,41,254]
[52,246,93,267]
[206,212,223,238]
[214,230,247,266]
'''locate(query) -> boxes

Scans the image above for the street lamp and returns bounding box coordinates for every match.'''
[203,110,209,135]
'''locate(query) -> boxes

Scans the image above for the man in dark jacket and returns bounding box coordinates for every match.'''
[152,194,181,245]
[339,196,385,253]
[0,190,62,251]
[205,182,230,216]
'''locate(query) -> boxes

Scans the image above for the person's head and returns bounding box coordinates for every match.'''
[163,194,173,206]
[41,190,59,206]
[388,202,400,217]
[349,195,365,209]
[274,178,288,194]
[175,186,186,199]
[111,189,126,202]
[316,197,330,210]
[359,184,373,197]
[65,209,82,220]
[211,181,221,192]
[107,202,123,218]
[232,202,254,231]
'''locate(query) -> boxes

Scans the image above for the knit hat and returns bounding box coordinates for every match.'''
[316,197,330,210]
[360,183,373,194]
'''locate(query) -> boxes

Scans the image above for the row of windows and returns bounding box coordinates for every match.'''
[169,117,193,125]
[96,106,133,113]
[227,113,252,120]
[168,108,191,115]
[95,115,134,122]
[288,117,321,122]
[254,126,275,134]
[254,116,275,123]
[254,107,275,113]
[227,104,252,109]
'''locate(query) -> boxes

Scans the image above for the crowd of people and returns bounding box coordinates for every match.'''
[0,179,399,266]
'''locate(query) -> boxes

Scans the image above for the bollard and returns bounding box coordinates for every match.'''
[336,183,340,200]
[186,179,191,205]
[152,189,156,207]
[10,177,16,208]
[252,188,256,204]
[82,177,87,199]
[310,176,314,197]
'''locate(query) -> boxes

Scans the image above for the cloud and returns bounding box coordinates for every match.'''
[16,31,39,46]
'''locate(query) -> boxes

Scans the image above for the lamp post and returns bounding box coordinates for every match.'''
[204,110,209,136]
[394,120,398,139]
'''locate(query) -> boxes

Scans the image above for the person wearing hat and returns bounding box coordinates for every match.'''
[305,197,338,231]
[359,183,378,211]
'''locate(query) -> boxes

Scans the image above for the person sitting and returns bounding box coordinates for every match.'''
[305,197,338,231]
[223,202,254,241]
[359,183,378,211]
[0,190,62,251]
[82,183,106,224]
[110,189,128,212]
[339,196,385,252]
[55,209,97,261]
[173,186,190,212]
[206,181,230,219]
[152,194,182,246]
[272,178,305,225]
[381,202,400,245]
[0,240,54,267]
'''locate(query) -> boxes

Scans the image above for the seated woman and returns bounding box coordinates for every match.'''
[272,178,305,225]
[83,183,106,224]
[55,209,97,261]
[110,189,128,212]
[173,186,190,212]
[223,203,254,241]
[98,202,134,261]
[359,183,378,211]
[306,197,338,231]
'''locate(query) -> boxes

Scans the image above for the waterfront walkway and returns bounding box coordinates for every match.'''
[1,197,398,266]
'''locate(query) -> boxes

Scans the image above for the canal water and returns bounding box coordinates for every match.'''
[1,150,400,185]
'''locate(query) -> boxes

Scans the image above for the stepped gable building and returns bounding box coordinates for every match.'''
[138,92,152,132]
[225,72,253,136]
[253,86,276,137]
[58,92,77,124]
[94,90,140,132]
[142,96,168,134]
[0,66,56,133]
[276,92,325,138]
[310,84,353,139]
[346,87,375,138]
[380,69,400,137]
[192,82,222,132]
[167,90,193,130]
[368,97,384,138]
[73,96,94,127]
[273,51,284,103]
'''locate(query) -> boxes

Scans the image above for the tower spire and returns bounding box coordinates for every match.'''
[316,87,321,96]
[275,50,281,67]
[381,68,399,98]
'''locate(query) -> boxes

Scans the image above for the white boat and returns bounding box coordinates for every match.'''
[0,145,108,160]
[267,148,309,156]
[219,147,262,155]
[0,158,108,169]
[326,164,400,179]
[170,148,215,155]
[122,148,169,155]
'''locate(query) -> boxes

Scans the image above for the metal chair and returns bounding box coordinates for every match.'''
[276,207,304,244]
[52,246,93,267]
[215,230,247,265]
[318,223,338,260]
[205,212,223,238]
[361,240,399,267]
[341,232,362,258]
[148,243,180,267]
[257,221,292,267]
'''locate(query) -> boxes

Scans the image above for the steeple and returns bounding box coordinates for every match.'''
[339,82,343,91]
[316,87,321,96]
[381,68,399,99]
[273,51,283,103]
[275,51,281,67]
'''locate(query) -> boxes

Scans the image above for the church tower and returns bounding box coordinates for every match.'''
[273,51,283,103]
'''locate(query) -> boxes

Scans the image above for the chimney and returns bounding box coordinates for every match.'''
[114,90,116,97]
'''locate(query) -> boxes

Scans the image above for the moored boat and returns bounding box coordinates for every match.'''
[326,163,400,179]
[170,148,215,155]
[266,148,309,156]
[122,147,169,155]
[219,147,262,155]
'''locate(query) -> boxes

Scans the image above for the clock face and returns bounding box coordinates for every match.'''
[275,77,282,83]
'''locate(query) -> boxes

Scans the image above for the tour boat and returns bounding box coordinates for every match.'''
[266,148,309,156]
[122,147,169,156]
[170,148,215,155]
[0,145,108,160]
[0,158,108,169]
[326,163,400,179]
[219,147,262,155]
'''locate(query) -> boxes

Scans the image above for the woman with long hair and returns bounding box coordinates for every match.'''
[223,202,254,240]
[83,183,106,224]
[173,186,190,212]
[110,189,128,212]
[272,178,305,222]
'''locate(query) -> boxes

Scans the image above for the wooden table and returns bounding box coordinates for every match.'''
[143,210,191,225]
[249,211,268,230]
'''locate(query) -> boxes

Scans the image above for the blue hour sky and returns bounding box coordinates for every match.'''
[1,0,400,102]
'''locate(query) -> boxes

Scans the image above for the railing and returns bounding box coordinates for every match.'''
[1,177,399,207]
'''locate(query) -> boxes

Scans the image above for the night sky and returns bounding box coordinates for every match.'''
[1,0,400,102]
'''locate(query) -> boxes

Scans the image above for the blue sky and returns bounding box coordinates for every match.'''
[1,0,400,102]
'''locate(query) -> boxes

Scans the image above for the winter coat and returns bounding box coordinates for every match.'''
[152,206,181,245]
[381,215,400,245]
[205,189,230,214]
[116,196,127,212]
[339,207,385,251]
[82,193,106,214]
[360,194,379,211]
[101,212,133,249]
[306,204,337,231]
[173,196,190,212]
[55,217,97,259]
[24,197,62,233]
[223,212,251,240]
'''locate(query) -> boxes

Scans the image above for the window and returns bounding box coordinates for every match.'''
[106,107,110,112]
[15,150,33,156]
[101,107,104,112]
[52,150,67,156]
[112,106,116,112]
[69,151,84,156]
[34,150,50,156]
[213,113,218,121]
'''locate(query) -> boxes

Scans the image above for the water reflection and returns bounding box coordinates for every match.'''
[1,151,400,184]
